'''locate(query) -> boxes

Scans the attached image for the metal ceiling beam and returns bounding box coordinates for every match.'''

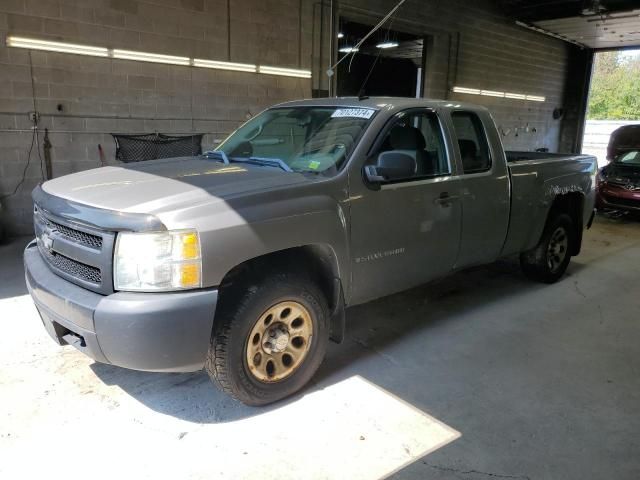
[533,8,640,49]
[501,0,640,22]
[515,20,588,48]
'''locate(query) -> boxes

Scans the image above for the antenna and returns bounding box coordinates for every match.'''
[326,0,406,80]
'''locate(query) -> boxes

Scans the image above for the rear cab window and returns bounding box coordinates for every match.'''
[451,111,492,174]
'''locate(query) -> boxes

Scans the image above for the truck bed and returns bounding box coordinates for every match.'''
[502,152,598,257]
[506,151,584,162]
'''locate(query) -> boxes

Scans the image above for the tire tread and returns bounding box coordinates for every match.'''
[520,213,574,284]
[205,273,328,405]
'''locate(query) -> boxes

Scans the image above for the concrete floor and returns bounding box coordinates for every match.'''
[1,215,639,479]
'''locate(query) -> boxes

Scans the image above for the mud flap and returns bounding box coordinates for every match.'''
[587,208,596,229]
[329,278,345,344]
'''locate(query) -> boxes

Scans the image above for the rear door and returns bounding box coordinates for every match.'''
[348,108,463,304]
[448,110,510,268]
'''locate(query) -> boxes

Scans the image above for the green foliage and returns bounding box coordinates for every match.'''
[587,51,640,120]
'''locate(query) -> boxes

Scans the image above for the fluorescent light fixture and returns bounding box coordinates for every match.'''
[6,36,108,57]
[6,36,312,79]
[453,87,481,95]
[339,46,359,53]
[112,49,190,65]
[337,32,345,39]
[194,58,256,72]
[376,41,399,49]
[453,86,545,102]
[480,90,505,98]
[258,66,311,78]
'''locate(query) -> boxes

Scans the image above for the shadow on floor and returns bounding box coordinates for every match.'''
[597,209,640,224]
[90,256,553,424]
[0,236,31,300]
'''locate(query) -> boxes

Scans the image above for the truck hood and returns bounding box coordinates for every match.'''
[42,156,311,215]
[608,125,640,160]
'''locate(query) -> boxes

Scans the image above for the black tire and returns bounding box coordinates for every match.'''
[205,273,329,406]
[520,213,574,284]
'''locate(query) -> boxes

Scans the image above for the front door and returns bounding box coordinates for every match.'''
[348,109,462,304]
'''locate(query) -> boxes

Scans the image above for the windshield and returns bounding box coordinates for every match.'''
[615,150,640,165]
[215,106,376,175]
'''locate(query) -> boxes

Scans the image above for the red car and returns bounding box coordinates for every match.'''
[597,125,640,212]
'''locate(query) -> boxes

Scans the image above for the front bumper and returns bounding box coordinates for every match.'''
[597,184,640,212]
[24,241,218,372]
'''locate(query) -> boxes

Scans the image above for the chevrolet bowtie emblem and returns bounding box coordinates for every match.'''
[41,231,54,251]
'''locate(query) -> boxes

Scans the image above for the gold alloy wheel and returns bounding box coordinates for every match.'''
[246,301,314,382]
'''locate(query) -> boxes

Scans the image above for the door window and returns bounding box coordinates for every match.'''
[451,112,492,173]
[373,111,450,180]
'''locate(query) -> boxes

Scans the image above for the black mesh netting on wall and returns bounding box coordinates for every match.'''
[112,133,204,163]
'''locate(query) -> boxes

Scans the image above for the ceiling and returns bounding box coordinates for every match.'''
[501,0,640,49]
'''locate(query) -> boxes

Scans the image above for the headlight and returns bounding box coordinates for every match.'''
[114,229,202,292]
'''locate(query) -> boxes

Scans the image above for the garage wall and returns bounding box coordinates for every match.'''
[0,0,587,236]
[336,0,582,153]
[0,0,313,235]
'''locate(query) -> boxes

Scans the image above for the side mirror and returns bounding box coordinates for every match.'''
[364,151,416,184]
[364,165,386,183]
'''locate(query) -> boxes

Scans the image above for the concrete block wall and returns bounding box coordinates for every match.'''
[0,0,312,234]
[338,0,583,153]
[1,0,587,235]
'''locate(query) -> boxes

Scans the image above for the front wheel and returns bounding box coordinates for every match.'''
[205,273,329,406]
[520,213,575,284]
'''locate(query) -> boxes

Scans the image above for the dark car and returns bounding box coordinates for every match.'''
[597,125,640,212]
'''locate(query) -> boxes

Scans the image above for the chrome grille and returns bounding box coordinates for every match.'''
[34,205,116,294]
[608,180,640,191]
[41,217,103,249]
[40,247,102,284]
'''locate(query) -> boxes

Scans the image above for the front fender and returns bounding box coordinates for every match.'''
[195,193,350,295]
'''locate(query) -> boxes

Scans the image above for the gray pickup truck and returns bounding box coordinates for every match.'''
[25,98,597,405]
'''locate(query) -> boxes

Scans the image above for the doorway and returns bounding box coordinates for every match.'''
[583,48,640,167]
[335,19,425,98]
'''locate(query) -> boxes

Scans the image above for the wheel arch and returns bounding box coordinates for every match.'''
[546,192,585,255]
[216,244,346,343]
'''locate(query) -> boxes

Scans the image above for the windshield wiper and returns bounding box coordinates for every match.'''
[231,156,293,172]
[202,150,230,165]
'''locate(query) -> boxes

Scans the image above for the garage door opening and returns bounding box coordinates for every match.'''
[583,48,640,167]
[336,19,425,98]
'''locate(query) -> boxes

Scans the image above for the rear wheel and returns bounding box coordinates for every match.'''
[520,213,574,284]
[205,273,329,406]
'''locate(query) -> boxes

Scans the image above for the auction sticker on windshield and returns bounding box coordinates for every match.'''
[331,108,375,119]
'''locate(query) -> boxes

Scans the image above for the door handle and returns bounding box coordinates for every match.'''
[434,192,460,205]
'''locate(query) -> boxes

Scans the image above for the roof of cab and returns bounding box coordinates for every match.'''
[273,96,489,113]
